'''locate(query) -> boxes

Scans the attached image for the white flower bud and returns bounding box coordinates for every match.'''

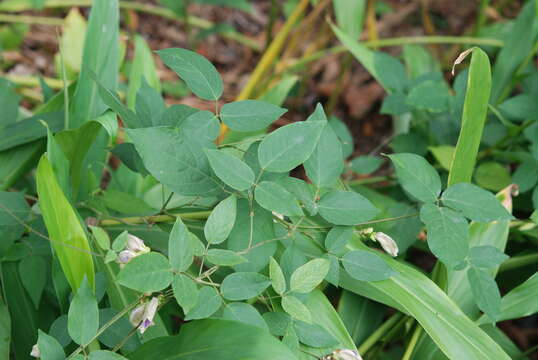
[129,297,159,334]
[331,349,363,360]
[126,234,150,254]
[374,232,399,257]
[30,344,40,358]
[117,250,136,265]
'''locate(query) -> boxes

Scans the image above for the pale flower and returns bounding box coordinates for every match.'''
[30,344,40,358]
[126,234,150,254]
[374,232,399,257]
[117,250,136,265]
[129,297,159,334]
[324,349,363,360]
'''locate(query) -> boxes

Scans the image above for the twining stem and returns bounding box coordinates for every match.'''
[402,324,422,360]
[0,0,261,51]
[358,312,404,354]
[98,210,211,226]
[67,296,143,359]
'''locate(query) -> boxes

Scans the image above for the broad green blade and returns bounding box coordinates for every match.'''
[340,239,511,360]
[36,155,95,291]
[448,47,491,186]
[127,35,161,109]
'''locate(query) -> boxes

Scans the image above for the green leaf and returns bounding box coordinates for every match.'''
[468,246,509,269]
[205,149,254,191]
[169,217,194,271]
[204,195,237,244]
[36,155,95,291]
[134,78,165,127]
[222,303,268,330]
[184,286,222,320]
[325,226,353,254]
[474,162,512,191]
[282,295,311,323]
[68,277,99,345]
[340,241,512,360]
[254,181,303,216]
[128,319,298,360]
[293,320,339,348]
[172,274,198,314]
[341,250,395,281]
[406,80,450,113]
[337,291,384,345]
[221,272,271,300]
[0,302,9,360]
[18,255,47,309]
[97,308,142,352]
[157,48,223,101]
[350,155,383,175]
[318,190,379,225]
[206,249,246,266]
[90,226,110,251]
[89,350,128,360]
[333,0,365,39]
[0,191,30,256]
[37,330,65,360]
[0,79,21,127]
[420,203,469,268]
[467,267,501,322]
[220,100,287,131]
[70,0,119,128]
[513,160,538,192]
[448,48,491,185]
[331,24,407,93]
[478,272,538,324]
[117,252,173,292]
[269,257,286,295]
[57,8,86,74]
[290,258,330,293]
[329,116,353,158]
[127,35,161,109]
[258,121,325,172]
[304,104,344,187]
[441,183,514,222]
[388,153,441,203]
[127,127,222,196]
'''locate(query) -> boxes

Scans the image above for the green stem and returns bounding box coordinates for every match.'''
[98,210,211,226]
[402,324,422,360]
[0,13,63,26]
[0,0,261,51]
[499,253,538,273]
[67,296,142,359]
[348,176,393,186]
[358,312,404,354]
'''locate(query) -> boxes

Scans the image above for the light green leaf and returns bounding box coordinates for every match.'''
[254,181,303,216]
[169,217,194,271]
[36,155,95,291]
[341,250,395,281]
[58,8,86,74]
[222,303,268,330]
[429,145,455,171]
[407,80,450,113]
[350,155,383,175]
[474,162,512,191]
[269,257,286,295]
[468,246,509,269]
[90,226,110,251]
[172,274,198,314]
[294,320,339,348]
[68,277,99,345]
[304,104,344,187]
[325,226,353,254]
[184,286,222,320]
[467,267,501,322]
[157,48,223,101]
[448,47,491,185]
[333,0,365,39]
[128,319,298,360]
[206,249,246,266]
[37,330,65,360]
[388,153,441,203]
[282,295,311,323]
[258,121,325,172]
[117,253,173,292]
[441,183,514,222]
[420,203,469,268]
[127,127,222,196]
[318,190,379,225]
[220,100,287,131]
[206,149,254,191]
[204,195,237,244]
[290,258,330,293]
[221,272,270,301]
[479,272,538,324]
